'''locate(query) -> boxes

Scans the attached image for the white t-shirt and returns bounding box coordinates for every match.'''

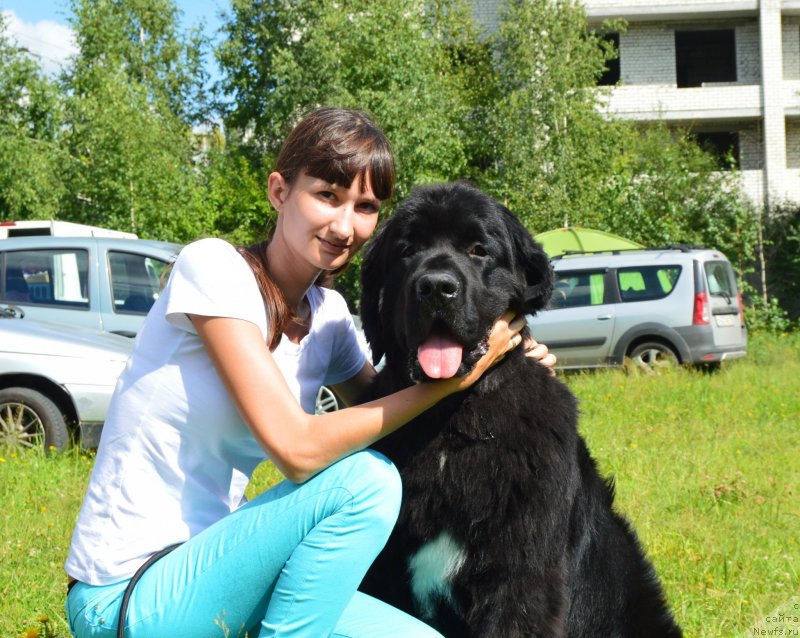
[65,238,366,585]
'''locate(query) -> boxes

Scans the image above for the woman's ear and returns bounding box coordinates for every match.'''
[267,172,288,212]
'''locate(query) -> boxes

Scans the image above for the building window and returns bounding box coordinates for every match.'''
[675,29,737,88]
[694,131,740,169]
[598,33,620,86]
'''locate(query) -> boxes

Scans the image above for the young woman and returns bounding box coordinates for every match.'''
[64,107,554,638]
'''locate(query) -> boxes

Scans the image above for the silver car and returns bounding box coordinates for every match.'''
[528,247,747,371]
[0,309,132,450]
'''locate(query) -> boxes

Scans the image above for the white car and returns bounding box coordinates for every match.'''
[0,306,362,448]
[0,308,132,450]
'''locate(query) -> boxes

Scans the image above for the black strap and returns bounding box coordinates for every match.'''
[117,543,182,638]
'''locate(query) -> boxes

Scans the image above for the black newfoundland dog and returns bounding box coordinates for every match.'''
[357,182,681,637]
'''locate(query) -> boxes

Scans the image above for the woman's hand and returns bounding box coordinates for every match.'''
[449,311,526,391]
[524,336,557,375]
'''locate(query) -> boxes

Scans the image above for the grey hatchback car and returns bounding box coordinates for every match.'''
[527,247,747,370]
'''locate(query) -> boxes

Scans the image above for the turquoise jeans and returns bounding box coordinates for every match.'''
[66,450,442,637]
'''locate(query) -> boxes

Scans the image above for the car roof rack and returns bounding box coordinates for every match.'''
[551,243,703,260]
[647,243,703,252]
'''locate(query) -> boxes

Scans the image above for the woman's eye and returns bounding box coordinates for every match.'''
[357,202,380,214]
[319,191,336,201]
[468,244,488,258]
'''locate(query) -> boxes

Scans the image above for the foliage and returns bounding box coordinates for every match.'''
[761,203,800,321]
[58,0,213,242]
[217,0,474,200]
[598,122,759,270]
[0,15,66,220]
[199,129,274,245]
[742,292,793,334]
[66,0,209,124]
[472,0,616,230]
[332,252,364,314]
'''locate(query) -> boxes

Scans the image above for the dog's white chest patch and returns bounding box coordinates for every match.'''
[408,531,467,619]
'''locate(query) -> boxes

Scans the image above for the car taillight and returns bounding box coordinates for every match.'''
[693,292,710,325]
[737,291,744,324]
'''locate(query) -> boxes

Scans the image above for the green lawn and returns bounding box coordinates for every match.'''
[2,333,798,638]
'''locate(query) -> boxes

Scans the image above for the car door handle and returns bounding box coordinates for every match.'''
[596,314,612,320]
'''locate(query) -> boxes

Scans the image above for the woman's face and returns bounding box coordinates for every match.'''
[269,170,381,274]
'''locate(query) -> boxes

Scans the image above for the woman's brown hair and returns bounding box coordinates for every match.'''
[239,107,395,350]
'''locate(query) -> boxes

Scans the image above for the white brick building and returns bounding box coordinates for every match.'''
[473,0,800,208]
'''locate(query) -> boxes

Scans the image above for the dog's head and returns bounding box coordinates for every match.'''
[360,181,552,381]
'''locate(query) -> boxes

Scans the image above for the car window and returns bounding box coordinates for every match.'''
[617,265,681,303]
[2,249,89,308]
[704,261,736,297]
[548,270,606,309]
[109,251,169,314]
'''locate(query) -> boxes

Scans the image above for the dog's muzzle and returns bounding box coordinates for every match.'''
[415,271,460,309]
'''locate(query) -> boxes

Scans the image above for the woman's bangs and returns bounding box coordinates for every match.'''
[307,140,394,202]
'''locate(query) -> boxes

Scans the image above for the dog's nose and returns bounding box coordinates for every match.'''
[416,272,459,302]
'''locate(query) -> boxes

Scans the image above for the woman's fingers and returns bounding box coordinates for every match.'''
[524,336,558,375]
[509,314,526,333]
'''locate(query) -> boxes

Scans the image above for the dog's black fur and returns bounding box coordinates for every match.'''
[357,182,681,637]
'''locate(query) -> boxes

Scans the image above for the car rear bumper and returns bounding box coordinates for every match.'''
[675,325,747,364]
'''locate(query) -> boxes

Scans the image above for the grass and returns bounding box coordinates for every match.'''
[565,333,800,636]
[2,333,798,637]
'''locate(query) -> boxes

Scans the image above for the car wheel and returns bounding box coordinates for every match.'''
[627,341,679,374]
[0,387,69,451]
[315,386,340,414]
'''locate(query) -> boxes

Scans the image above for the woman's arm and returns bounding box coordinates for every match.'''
[190,312,524,484]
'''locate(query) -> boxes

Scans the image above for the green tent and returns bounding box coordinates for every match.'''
[534,227,643,258]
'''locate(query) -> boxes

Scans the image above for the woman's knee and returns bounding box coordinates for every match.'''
[336,450,402,528]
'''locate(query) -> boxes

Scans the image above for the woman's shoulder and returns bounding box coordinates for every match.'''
[174,238,247,274]
[179,237,238,260]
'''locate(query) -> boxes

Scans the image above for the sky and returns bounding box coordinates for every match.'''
[0,0,228,77]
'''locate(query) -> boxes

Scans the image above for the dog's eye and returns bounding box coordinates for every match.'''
[399,244,415,258]
[468,244,488,258]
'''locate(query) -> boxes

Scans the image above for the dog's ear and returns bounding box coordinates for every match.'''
[501,208,554,315]
[359,221,391,366]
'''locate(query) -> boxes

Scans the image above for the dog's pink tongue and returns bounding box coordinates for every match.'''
[417,334,463,379]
